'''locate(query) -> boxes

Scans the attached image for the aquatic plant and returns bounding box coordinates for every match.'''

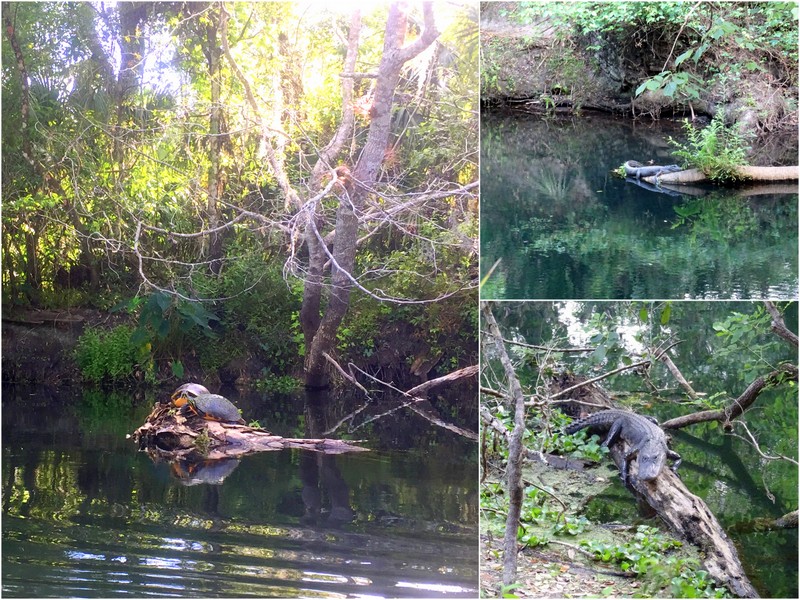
[534,167,572,203]
[668,113,751,183]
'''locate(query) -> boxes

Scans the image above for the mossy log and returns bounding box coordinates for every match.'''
[132,403,368,460]
[643,165,799,185]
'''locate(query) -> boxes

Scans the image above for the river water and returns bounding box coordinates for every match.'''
[480,111,799,300]
[2,385,478,598]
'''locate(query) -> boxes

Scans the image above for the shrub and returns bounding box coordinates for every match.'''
[74,325,141,383]
[669,113,751,182]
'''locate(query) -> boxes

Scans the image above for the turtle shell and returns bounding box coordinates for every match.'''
[185,393,245,424]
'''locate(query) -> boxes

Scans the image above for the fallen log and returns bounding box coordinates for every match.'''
[131,403,368,461]
[607,442,760,598]
[555,379,761,597]
[643,165,799,185]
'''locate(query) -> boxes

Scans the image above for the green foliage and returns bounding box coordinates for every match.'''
[668,114,751,182]
[710,303,796,383]
[582,526,682,571]
[635,70,703,104]
[499,583,522,598]
[671,196,764,244]
[192,244,302,376]
[515,2,690,37]
[581,527,730,597]
[552,514,589,536]
[171,360,185,379]
[555,427,608,463]
[253,374,301,394]
[74,325,145,383]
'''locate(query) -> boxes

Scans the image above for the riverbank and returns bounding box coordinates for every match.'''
[481,2,798,148]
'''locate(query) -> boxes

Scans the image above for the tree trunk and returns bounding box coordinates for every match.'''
[303,2,439,388]
[3,8,32,162]
[301,10,361,368]
[482,302,527,589]
[205,9,224,274]
[23,227,41,304]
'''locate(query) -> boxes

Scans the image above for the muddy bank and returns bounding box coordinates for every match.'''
[481,2,798,143]
[2,309,110,385]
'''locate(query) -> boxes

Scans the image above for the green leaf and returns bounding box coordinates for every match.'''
[692,42,710,62]
[171,360,184,378]
[130,327,150,347]
[645,78,662,91]
[660,303,672,326]
[674,49,693,67]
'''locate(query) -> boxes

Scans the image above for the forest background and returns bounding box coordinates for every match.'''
[1,1,479,392]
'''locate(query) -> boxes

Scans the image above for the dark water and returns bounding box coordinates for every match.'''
[2,385,478,597]
[480,111,799,299]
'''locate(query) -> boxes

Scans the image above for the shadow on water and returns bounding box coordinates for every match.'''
[480,111,798,299]
[2,384,478,598]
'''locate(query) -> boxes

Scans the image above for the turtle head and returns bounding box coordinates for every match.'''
[170,383,211,406]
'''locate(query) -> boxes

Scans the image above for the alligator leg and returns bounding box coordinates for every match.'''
[600,420,630,483]
[601,420,623,448]
[621,447,638,486]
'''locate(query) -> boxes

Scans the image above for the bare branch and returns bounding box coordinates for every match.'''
[403,365,478,397]
[730,420,799,467]
[765,301,799,348]
[502,337,594,353]
[322,351,372,398]
[662,363,798,430]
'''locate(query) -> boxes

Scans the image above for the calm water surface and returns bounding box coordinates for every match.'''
[481,111,798,299]
[2,385,478,597]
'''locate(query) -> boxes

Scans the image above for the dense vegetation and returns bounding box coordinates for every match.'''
[2,2,479,388]
[482,2,798,137]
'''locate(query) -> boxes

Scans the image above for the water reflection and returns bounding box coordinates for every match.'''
[480,111,799,299]
[163,458,239,486]
[2,384,478,597]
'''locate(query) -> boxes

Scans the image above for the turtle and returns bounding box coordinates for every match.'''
[170,383,245,425]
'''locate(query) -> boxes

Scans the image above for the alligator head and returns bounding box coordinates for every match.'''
[636,439,668,481]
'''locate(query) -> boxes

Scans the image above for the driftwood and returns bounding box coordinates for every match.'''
[132,403,368,462]
[2,309,86,325]
[642,165,799,185]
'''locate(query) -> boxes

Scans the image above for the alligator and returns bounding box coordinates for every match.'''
[624,160,682,180]
[565,409,681,485]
